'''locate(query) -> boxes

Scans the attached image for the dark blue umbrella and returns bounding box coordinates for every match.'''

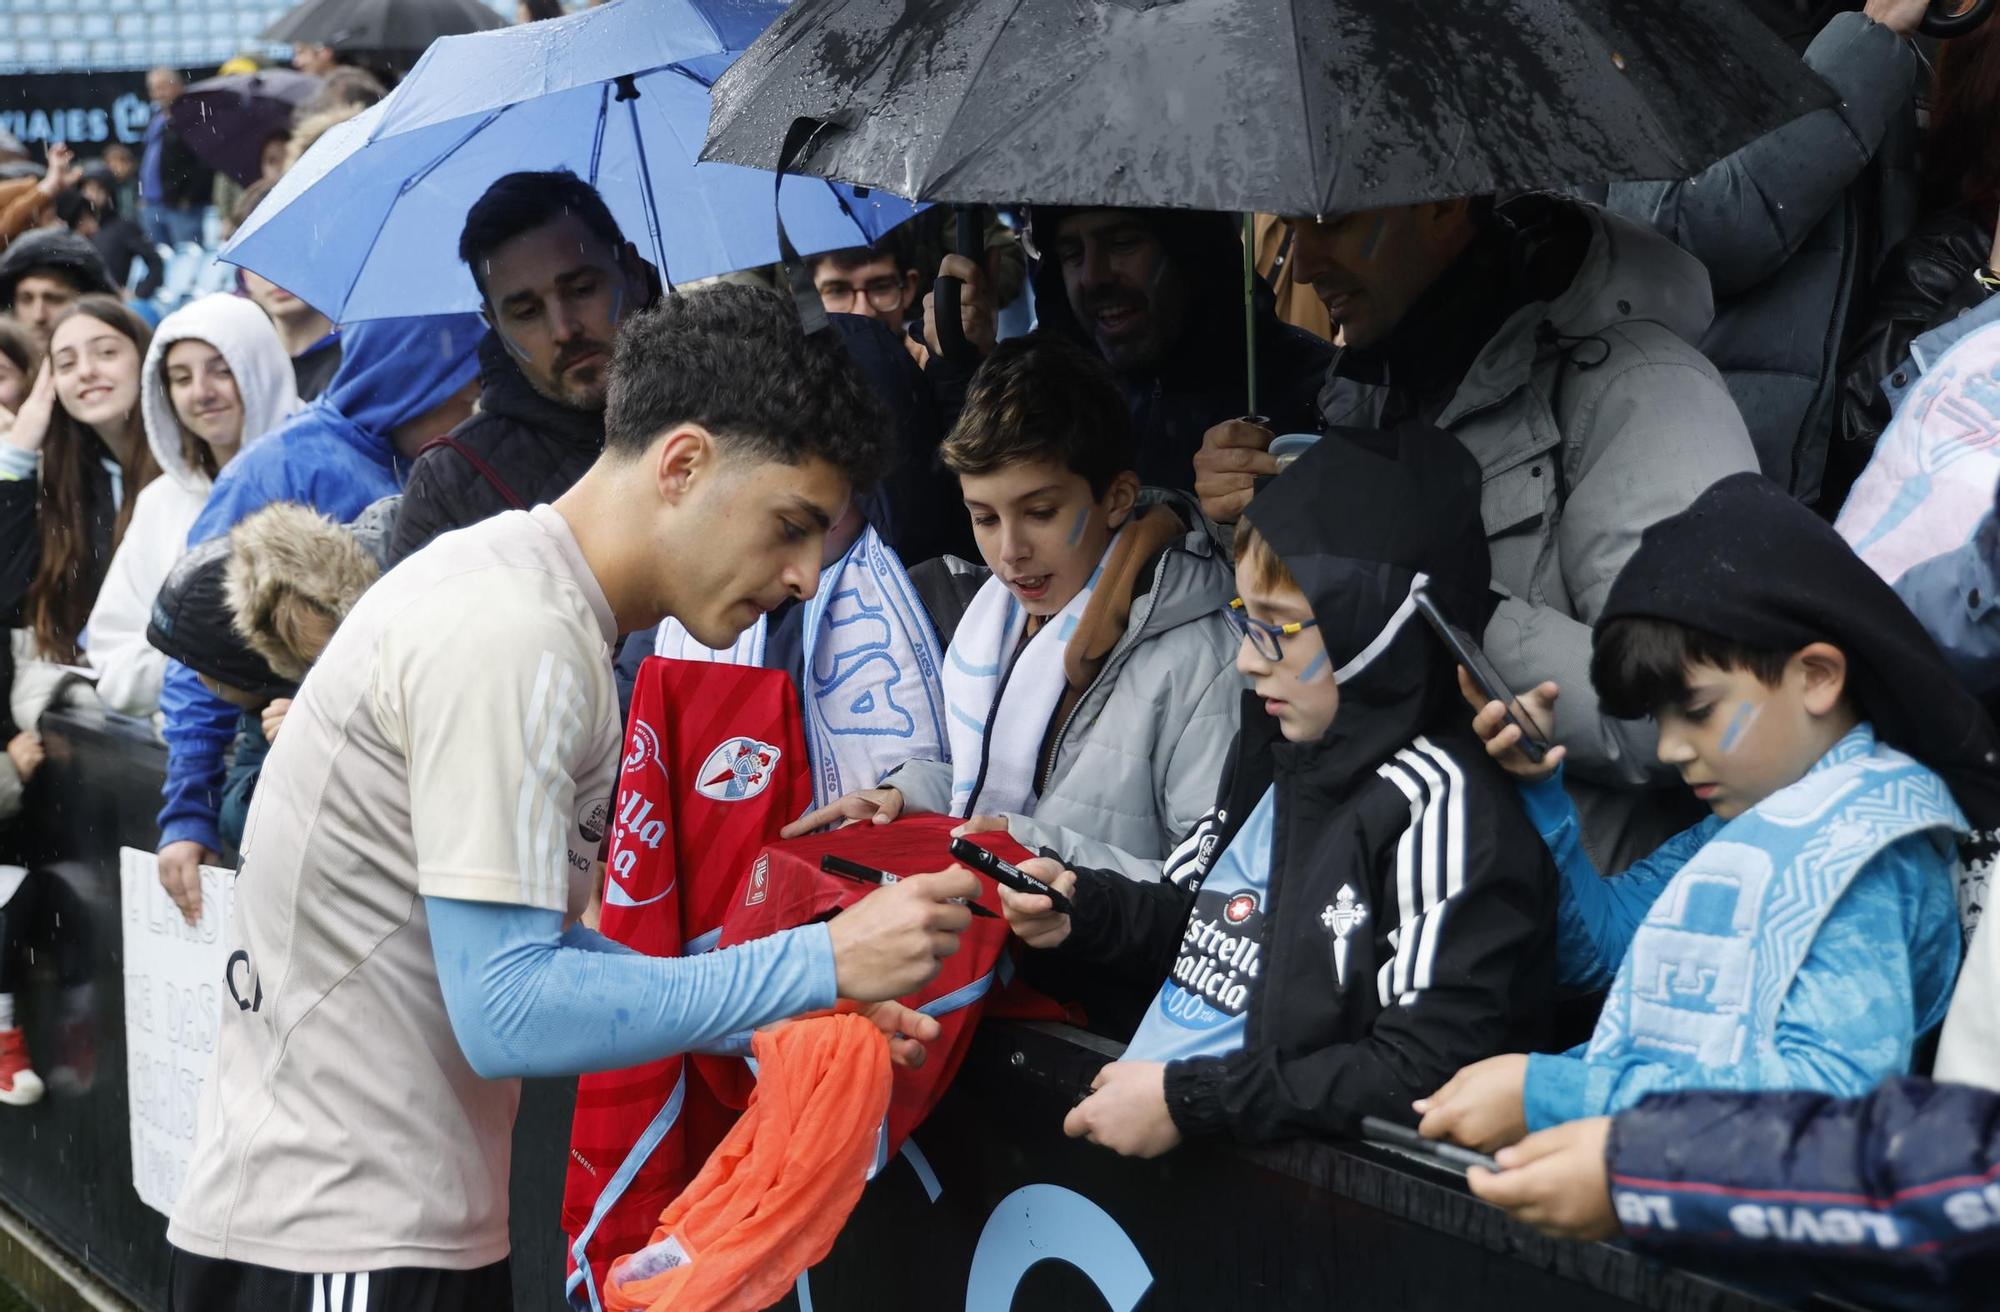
[224,0,921,322]
[171,69,320,188]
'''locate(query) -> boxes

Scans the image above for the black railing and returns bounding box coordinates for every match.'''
[0,707,1809,1311]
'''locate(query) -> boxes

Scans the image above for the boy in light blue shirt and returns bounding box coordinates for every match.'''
[1417,473,1997,1154]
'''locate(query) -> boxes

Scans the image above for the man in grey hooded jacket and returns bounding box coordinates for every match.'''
[1199,194,1758,873]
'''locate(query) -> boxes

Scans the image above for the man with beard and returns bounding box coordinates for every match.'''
[927,207,1331,494]
[389,171,659,563]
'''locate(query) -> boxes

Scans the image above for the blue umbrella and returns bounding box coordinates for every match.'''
[222,0,920,322]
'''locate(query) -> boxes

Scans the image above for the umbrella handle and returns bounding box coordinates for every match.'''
[1923,0,1995,37]
[934,205,985,367]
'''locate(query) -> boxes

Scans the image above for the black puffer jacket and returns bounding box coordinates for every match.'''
[1826,203,1995,514]
[1048,426,1557,1143]
[1021,208,1332,495]
[388,331,604,564]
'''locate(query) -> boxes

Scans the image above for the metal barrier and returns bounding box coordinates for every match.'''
[0,707,1808,1311]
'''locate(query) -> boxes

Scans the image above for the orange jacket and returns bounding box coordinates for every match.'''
[604,1013,890,1312]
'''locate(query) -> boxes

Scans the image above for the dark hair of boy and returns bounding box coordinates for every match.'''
[458,170,625,303]
[940,334,1137,498]
[601,284,889,486]
[806,231,914,278]
[1592,617,1795,721]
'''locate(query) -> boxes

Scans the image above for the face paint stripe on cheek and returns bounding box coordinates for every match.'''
[1719,700,1759,754]
[1298,649,1330,682]
[1360,213,1388,263]
[1066,506,1088,547]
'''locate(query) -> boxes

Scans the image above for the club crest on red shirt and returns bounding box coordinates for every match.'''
[696,736,783,802]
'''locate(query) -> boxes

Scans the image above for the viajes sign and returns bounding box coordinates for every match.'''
[0,72,158,152]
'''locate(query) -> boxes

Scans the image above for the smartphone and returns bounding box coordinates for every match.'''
[949,836,1074,916]
[1412,588,1551,763]
[1359,1116,1501,1174]
[821,853,997,917]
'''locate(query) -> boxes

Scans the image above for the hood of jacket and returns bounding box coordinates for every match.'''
[140,293,301,494]
[1241,424,1492,796]
[1060,487,1232,692]
[304,313,484,464]
[1440,195,1716,425]
[472,330,605,452]
[0,226,115,307]
[1116,489,1232,645]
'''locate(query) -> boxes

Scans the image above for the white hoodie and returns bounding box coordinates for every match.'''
[85,294,299,717]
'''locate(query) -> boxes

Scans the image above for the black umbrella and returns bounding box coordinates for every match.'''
[261,0,505,61]
[703,0,1838,218]
[171,69,320,188]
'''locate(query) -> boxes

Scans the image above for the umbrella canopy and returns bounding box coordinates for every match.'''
[262,0,505,58]
[223,0,921,322]
[172,69,321,188]
[702,0,1838,216]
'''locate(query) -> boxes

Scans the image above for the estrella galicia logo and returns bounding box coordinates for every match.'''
[623,721,663,778]
[1158,886,1267,1031]
[696,737,782,802]
[579,795,610,846]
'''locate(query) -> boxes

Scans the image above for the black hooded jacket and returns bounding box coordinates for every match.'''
[388,330,606,564]
[1050,425,1557,1143]
[1023,208,1333,494]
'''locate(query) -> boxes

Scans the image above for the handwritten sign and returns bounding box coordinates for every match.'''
[119,846,234,1218]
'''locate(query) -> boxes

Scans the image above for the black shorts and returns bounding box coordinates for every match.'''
[168,1247,513,1312]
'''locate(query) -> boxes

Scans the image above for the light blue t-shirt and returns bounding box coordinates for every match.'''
[1124,787,1277,1064]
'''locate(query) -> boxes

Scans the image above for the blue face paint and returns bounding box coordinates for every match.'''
[1359,212,1388,263]
[1719,700,1759,754]
[1298,649,1330,682]
[1066,507,1089,547]
[495,324,533,364]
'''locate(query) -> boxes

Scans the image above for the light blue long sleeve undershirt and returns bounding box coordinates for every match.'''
[425,896,839,1080]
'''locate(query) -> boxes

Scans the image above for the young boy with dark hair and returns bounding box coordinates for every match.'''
[1419,472,2000,1155]
[997,427,1558,1155]
[787,334,1241,879]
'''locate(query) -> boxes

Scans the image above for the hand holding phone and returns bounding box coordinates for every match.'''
[1414,588,1554,764]
[1359,1116,1501,1174]
[949,836,1074,916]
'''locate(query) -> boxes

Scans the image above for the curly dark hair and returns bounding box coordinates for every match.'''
[602,285,889,487]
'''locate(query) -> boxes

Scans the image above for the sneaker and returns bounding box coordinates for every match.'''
[0,1028,42,1106]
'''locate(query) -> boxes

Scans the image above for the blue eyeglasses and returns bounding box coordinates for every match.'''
[1223,597,1319,662]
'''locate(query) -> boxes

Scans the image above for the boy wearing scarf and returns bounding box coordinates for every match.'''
[786,336,1241,879]
[998,428,1559,1155]
[1418,473,1999,1155]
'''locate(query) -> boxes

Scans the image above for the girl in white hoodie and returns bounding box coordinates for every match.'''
[86,294,298,717]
